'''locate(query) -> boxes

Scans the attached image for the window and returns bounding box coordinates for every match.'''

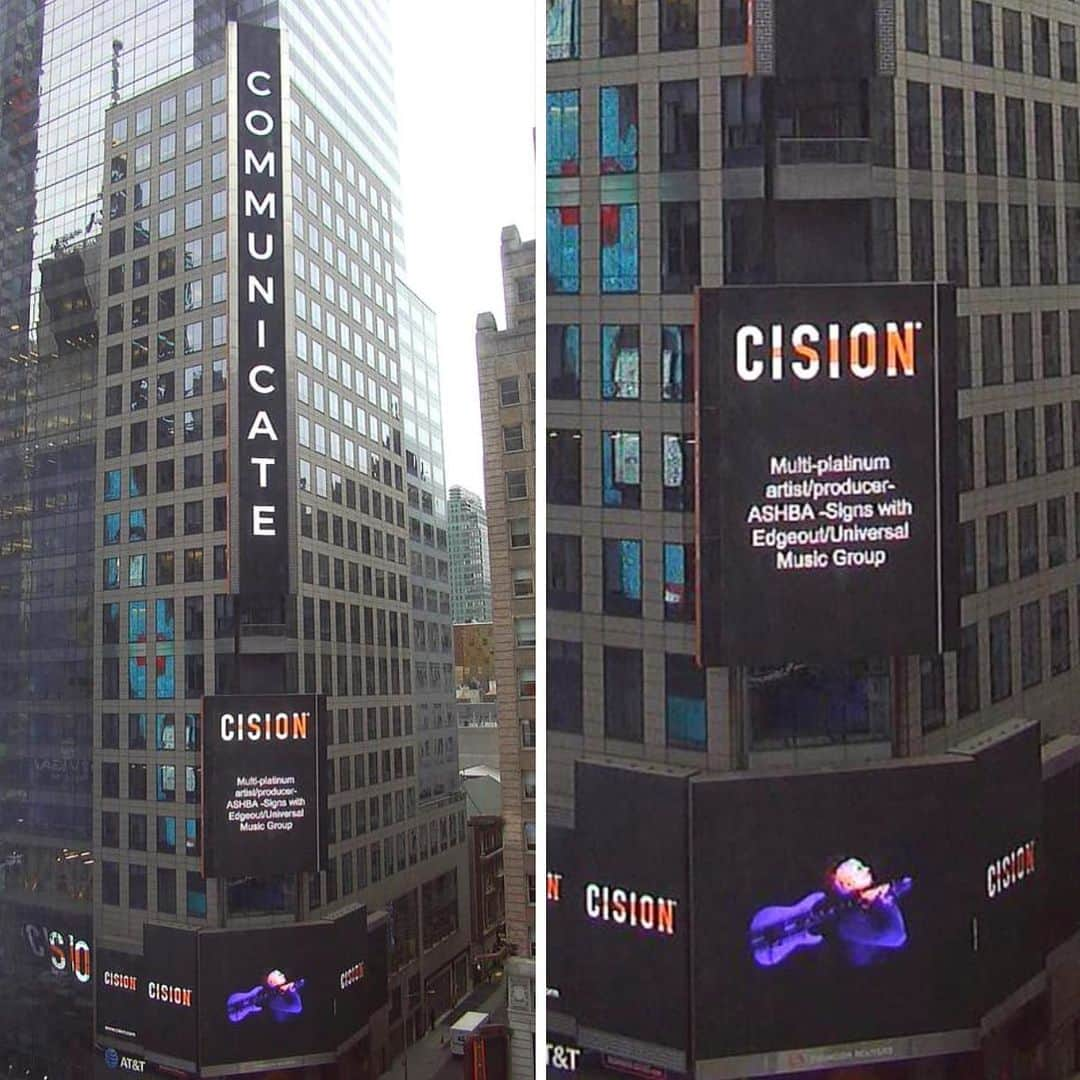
[1040,205,1059,284]
[940,0,962,58]
[960,521,977,595]
[1048,496,1067,567]
[1021,600,1043,688]
[1046,402,1065,472]
[958,418,974,492]
[976,92,998,176]
[663,433,694,511]
[1019,504,1040,577]
[1051,591,1072,675]
[941,87,965,173]
[722,77,764,167]
[599,86,638,174]
[906,0,928,51]
[972,1,994,65]
[548,430,581,505]
[498,377,520,407]
[505,470,528,501]
[720,0,747,43]
[600,203,638,292]
[547,325,581,399]
[660,81,699,170]
[910,199,935,281]
[957,624,980,717]
[987,512,1009,587]
[600,0,637,56]
[548,641,583,733]
[603,538,642,617]
[984,413,1006,486]
[602,431,641,508]
[661,0,697,50]
[601,325,639,400]
[978,203,1000,286]
[907,82,931,170]
[661,202,700,293]
[548,534,582,611]
[946,201,968,285]
[666,654,706,750]
[1010,207,1031,288]
[604,646,643,741]
[547,0,580,60]
[1003,8,1024,70]
[546,207,580,294]
[989,612,1012,703]
[546,91,579,177]
[1035,102,1055,180]
[1033,15,1052,77]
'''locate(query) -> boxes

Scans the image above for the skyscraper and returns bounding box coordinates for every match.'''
[548,0,1080,1076]
[448,485,493,623]
[477,225,536,1077]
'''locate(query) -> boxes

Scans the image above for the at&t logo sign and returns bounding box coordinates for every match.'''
[104,1047,145,1072]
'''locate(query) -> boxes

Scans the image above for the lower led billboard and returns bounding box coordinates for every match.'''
[547,825,578,1018]
[1043,741,1080,951]
[142,923,199,1067]
[96,946,143,1044]
[573,761,690,1052]
[691,758,980,1062]
[201,693,328,877]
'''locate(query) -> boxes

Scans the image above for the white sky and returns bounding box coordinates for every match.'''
[391,0,536,498]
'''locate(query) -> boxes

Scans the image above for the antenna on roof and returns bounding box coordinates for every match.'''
[111,39,123,105]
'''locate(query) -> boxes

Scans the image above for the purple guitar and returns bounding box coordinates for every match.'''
[227,970,305,1023]
[749,857,912,968]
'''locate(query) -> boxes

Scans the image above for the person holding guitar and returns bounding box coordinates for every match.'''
[749,856,911,969]
[226,969,305,1024]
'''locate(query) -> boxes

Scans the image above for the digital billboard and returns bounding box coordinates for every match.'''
[572,761,690,1053]
[141,923,199,1068]
[201,693,327,877]
[1042,740,1080,951]
[96,946,143,1044]
[691,758,979,1062]
[696,283,958,665]
[951,721,1043,1012]
[233,22,290,596]
[547,824,579,1019]
[197,909,368,1071]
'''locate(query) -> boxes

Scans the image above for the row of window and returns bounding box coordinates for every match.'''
[548,429,695,510]
[109,149,226,220]
[548,324,694,402]
[549,534,695,622]
[960,495,1080,594]
[548,641,707,750]
[104,405,225,460]
[908,84,1080,183]
[958,402,1080,490]
[101,711,200,750]
[956,588,1080,716]
[110,77,226,150]
[101,760,200,802]
[99,862,205,917]
[102,547,226,590]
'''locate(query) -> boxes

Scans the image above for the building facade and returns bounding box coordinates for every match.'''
[477,225,536,1079]
[548,0,1080,1077]
[448,484,494,624]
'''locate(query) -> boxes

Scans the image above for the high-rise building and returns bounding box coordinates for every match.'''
[0,15,468,1074]
[448,485,493,623]
[397,282,462,804]
[477,224,536,1078]
[548,1,1080,1077]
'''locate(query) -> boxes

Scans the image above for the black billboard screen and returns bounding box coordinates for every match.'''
[96,946,143,1043]
[201,693,327,877]
[197,914,367,1069]
[572,762,689,1051]
[691,759,979,1060]
[547,825,579,1018]
[141,923,198,1066]
[234,22,289,596]
[696,283,958,665]
[954,722,1043,1011]
[1043,748,1080,951]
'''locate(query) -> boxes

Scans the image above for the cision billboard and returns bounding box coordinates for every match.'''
[690,757,981,1069]
[695,283,958,665]
[201,693,328,877]
[571,761,690,1056]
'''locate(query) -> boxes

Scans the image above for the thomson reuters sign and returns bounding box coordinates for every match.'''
[987,839,1036,899]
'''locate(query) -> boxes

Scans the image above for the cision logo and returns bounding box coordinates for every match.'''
[583,882,677,937]
[734,320,923,382]
[986,839,1037,899]
[22,923,91,984]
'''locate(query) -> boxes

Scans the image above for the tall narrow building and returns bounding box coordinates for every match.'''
[448,485,493,623]
[548,1,1080,1077]
[477,225,536,1077]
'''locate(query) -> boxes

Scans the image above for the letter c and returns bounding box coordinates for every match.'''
[584,883,600,919]
[249,364,275,393]
[246,70,272,96]
[735,325,765,381]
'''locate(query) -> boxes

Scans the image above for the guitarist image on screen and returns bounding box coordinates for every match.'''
[749,857,912,969]
[227,969,305,1024]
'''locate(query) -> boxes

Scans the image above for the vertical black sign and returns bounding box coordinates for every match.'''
[96,946,144,1043]
[141,923,199,1067]
[234,24,289,596]
[202,693,327,877]
[696,283,958,665]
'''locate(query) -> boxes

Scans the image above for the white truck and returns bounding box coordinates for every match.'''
[449,1011,489,1056]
